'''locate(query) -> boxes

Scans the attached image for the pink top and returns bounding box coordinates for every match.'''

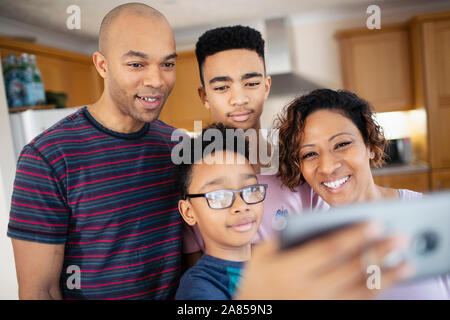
[253,172,329,242]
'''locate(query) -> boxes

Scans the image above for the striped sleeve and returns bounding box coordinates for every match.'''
[7,145,70,244]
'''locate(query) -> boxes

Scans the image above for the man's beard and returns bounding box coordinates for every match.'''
[108,77,166,124]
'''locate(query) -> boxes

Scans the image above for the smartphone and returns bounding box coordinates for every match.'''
[279,191,450,281]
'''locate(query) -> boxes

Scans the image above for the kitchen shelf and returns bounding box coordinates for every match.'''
[371,162,430,176]
[8,104,56,113]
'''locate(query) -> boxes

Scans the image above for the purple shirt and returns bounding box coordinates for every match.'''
[254,172,329,242]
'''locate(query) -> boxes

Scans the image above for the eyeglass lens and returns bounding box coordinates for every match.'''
[205,185,266,209]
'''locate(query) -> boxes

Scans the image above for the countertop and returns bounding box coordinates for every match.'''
[371,162,430,176]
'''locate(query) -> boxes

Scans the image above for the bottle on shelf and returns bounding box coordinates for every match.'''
[19,53,35,106]
[29,54,46,105]
[3,54,24,108]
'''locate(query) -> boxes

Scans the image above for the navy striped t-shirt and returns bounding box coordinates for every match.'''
[8,107,184,300]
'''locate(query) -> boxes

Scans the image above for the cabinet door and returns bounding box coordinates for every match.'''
[29,57,102,108]
[431,169,450,191]
[34,55,69,94]
[64,61,103,108]
[373,172,430,192]
[159,50,213,131]
[339,28,413,112]
[422,18,450,169]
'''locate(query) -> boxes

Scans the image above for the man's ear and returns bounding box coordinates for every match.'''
[264,75,272,100]
[93,51,108,79]
[198,86,210,110]
[178,199,197,226]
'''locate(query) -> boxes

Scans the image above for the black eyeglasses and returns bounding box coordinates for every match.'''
[184,184,268,210]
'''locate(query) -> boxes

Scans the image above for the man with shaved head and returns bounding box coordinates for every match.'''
[92,2,176,127]
[98,3,164,54]
[7,3,192,300]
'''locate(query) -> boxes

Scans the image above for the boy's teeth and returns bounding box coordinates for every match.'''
[140,96,156,102]
[323,176,349,189]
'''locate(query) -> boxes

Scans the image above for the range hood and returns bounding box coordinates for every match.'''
[264,17,321,95]
[265,17,294,75]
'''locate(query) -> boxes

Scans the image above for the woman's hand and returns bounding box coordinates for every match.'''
[235,222,413,300]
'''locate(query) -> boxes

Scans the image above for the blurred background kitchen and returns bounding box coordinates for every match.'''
[0,0,449,299]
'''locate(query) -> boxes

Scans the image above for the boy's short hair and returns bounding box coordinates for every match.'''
[177,123,250,198]
[195,25,266,85]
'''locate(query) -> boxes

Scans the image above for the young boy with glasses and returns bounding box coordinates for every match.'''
[175,123,265,300]
[174,125,412,301]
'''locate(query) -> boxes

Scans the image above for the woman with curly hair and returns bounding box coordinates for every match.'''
[275,88,450,299]
[276,88,418,205]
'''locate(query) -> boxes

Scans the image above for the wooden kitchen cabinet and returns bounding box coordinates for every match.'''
[0,35,103,108]
[340,11,450,191]
[159,50,213,131]
[0,36,211,131]
[373,172,430,193]
[431,169,450,190]
[417,15,450,169]
[337,25,414,112]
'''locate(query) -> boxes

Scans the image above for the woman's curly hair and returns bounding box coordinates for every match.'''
[274,89,387,192]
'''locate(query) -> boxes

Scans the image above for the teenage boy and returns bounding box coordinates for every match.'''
[175,123,265,299]
[183,25,328,254]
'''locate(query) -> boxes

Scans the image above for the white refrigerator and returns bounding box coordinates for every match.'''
[9,107,82,160]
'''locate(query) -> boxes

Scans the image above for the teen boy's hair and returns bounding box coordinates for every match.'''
[195,25,266,86]
[177,123,250,198]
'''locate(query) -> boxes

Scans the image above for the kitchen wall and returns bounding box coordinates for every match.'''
[3,2,450,132]
[261,0,450,129]
[1,1,450,299]
[0,16,98,56]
